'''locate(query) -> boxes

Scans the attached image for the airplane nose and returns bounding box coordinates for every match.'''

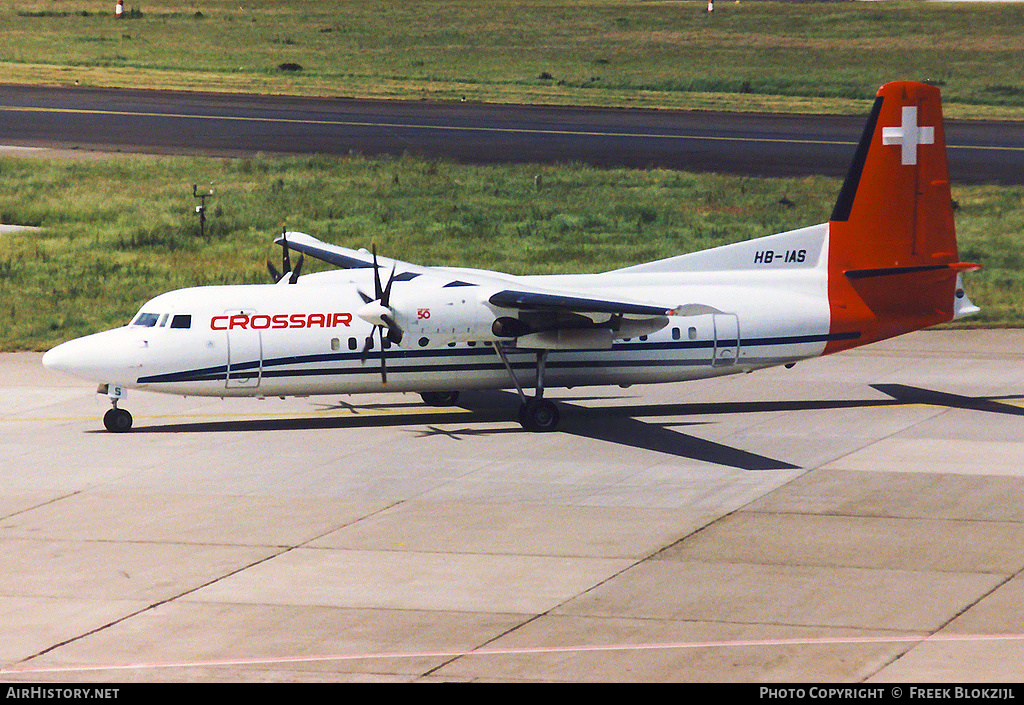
[41,329,141,382]
[42,340,73,372]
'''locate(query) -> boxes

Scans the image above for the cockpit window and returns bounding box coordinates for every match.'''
[132,312,160,327]
[170,314,192,329]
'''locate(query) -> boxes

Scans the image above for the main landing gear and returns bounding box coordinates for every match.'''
[518,397,559,432]
[493,345,560,432]
[419,390,461,406]
[419,347,558,431]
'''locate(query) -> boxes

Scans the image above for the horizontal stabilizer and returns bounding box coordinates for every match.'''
[844,262,981,280]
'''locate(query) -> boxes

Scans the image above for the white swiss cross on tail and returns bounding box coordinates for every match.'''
[881,106,935,165]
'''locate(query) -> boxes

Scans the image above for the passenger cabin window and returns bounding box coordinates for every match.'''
[170,315,192,329]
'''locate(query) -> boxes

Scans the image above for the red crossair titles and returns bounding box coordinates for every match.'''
[210,312,353,330]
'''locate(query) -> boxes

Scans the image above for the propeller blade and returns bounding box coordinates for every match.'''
[281,231,292,275]
[360,329,376,363]
[372,244,383,300]
[288,253,304,284]
[267,260,283,283]
[382,261,404,343]
[381,313,403,344]
[382,262,397,306]
[357,327,388,384]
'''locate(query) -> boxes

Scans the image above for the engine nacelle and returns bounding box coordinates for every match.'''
[396,288,505,346]
[517,328,614,349]
[512,316,666,349]
[393,287,671,349]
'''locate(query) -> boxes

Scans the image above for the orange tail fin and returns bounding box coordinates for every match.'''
[825,81,979,354]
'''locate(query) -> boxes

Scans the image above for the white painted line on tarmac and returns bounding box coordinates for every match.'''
[4,631,1024,676]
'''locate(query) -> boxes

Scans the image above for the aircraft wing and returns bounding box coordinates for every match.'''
[280,232,684,320]
[275,231,431,275]
[487,289,678,317]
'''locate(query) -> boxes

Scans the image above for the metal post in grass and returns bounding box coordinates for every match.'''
[193,184,213,240]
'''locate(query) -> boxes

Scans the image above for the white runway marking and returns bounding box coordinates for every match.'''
[4,632,1024,676]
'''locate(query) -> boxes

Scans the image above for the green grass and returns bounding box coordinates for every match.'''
[2,1,1024,117]
[2,1,1022,350]
[0,153,1014,351]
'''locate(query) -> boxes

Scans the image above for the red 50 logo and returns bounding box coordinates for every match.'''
[417,308,431,320]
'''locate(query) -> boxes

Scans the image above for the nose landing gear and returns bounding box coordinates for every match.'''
[101,384,133,432]
[103,406,133,433]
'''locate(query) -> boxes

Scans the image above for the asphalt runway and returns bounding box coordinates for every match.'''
[3,329,1024,682]
[2,85,1024,183]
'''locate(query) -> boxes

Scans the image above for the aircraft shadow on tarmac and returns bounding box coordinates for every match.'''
[118,385,1024,472]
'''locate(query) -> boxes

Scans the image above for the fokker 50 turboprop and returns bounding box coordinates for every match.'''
[43,81,980,433]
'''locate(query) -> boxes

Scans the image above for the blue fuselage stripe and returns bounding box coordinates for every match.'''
[135,331,858,385]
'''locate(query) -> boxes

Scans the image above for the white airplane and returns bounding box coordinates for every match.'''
[43,81,980,434]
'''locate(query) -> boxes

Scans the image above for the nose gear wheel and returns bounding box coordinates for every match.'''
[103,407,133,432]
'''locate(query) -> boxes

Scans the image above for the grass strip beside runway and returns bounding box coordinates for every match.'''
[1,153,1019,350]
[2,1,1024,118]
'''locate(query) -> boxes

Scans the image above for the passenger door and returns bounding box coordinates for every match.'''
[712,314,740,367]
[224,309,262,388]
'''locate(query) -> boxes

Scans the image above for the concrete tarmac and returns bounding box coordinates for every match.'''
[2,329,1024,682]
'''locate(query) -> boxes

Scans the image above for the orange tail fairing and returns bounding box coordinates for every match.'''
[824,81,980,355]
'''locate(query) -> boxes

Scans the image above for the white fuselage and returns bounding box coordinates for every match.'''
[42,225,833,399]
